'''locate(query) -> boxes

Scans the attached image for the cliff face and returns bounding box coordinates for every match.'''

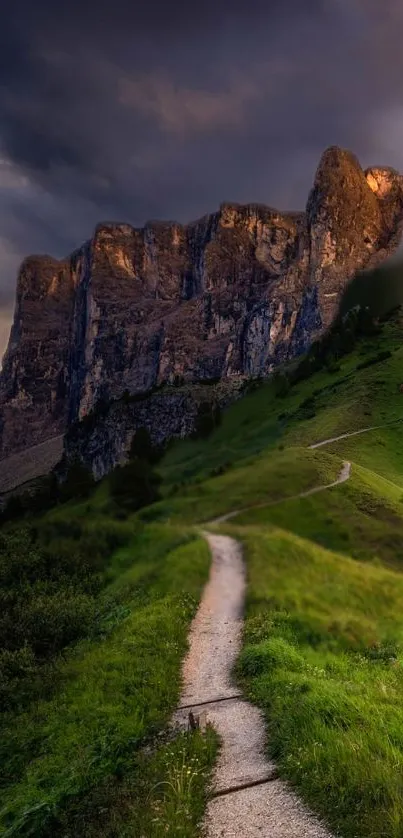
[1,146,403,468]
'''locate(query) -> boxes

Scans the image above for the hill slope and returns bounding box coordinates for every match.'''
[2,309,403,835]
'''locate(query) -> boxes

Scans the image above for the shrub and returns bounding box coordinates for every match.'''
[13,589,96,658]
[59,459,95,502]
[109,459,161,512]
[0,514,135,713]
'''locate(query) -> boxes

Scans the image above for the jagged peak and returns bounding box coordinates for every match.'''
[94,221,137,237]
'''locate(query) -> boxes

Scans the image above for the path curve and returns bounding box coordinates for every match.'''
[174,418,403,832]
[174,461,353,835]
[309,416,403,449]
[174,532,335,837]
[211,460,351,525]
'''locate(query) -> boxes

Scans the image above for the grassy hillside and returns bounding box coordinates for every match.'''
[234,523,403,838]
[0,500,217,837]
[155,307,403,838]
[160,309,403,490]
[3,304,403,836]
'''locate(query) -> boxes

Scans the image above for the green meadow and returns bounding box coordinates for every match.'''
[3,306,403,835]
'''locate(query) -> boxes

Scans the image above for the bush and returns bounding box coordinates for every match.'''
[209,461,233,478]
[0,514,135,713]
[297,395,317,420]
[0,494,25,524]
[0,532,97,711]
[109,459,161,513]
[59,459,95,502]
[13,589,96,658]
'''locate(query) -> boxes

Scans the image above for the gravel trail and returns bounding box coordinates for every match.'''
[309,417,403,449]
[174,530,336,836]
[211,460,351,524]
[173,455,355,835]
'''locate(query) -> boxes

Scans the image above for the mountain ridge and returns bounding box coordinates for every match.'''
[1,145,403,475]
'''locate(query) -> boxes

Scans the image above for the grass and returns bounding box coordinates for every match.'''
[49,725,218,838]
[4,312,403,835]
[231,523,403,838]
[153,312,403,837]
[0,507,217,837]
[141,447,341,526]
[160,315,403,492]
[233,463,403,570]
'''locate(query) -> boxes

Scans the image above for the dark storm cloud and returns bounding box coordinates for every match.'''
[1,0,403,360]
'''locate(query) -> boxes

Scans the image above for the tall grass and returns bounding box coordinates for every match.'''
[0,500,214,836]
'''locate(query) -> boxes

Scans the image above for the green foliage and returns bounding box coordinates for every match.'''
[107,427,165,514]
[0,461,95,526]
[339,257,403,320]
[192,400,222,439]
[0,515,134,713]
[0,473,60,524]
[4,286,403,836]
[291,305,382,387]
[153,305,403,838]
[142,447,339,526]
[273,371,291,398]
[109,458,161,512]
[128,426,164,464]
[238,637,304,676]
[58,458,95,502]
[0,481,211,837]
[0,495,25,523]
[356,349,392,371]
[39,727,218,838]
[231,522,403,837]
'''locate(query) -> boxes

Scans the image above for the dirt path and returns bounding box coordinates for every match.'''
[174,532,335,836]
[309,417,403,449]
[174,417,400,834]
[211,460,351,524]
[174,461,352,835]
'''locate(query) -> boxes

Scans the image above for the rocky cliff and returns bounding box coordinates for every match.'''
[1,146,403,476]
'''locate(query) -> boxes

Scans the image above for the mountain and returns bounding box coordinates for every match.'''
[1,145,403,480]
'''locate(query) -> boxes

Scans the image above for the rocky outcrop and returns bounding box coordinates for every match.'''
[1,146,403,474]
[64,380,245,481]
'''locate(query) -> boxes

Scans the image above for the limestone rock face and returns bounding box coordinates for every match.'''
[0,255,75,457]
[1,145,403,465]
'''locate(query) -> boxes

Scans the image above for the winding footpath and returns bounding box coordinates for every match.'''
[174,422,390,836]
[211,461,351,525]
[174,532,336,836]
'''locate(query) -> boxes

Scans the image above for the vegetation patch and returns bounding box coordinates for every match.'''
[230,523,403,837]
[0,479,213,835]
[4,298,403,835]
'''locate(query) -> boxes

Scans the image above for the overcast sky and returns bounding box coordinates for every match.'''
[1,0,403,359]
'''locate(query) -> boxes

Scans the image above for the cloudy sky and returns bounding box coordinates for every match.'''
[1,0,403,359]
